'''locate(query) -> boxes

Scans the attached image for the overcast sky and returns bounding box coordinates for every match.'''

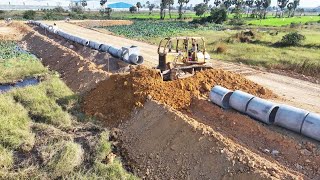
[0,0,319,8]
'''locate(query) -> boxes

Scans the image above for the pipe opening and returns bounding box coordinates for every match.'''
[85,41,90,46]
[98,44,103,51]
[136,56,144,65]
[269,106,279,124]
[222,91,233,109]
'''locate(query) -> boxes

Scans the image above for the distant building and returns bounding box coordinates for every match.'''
[108,2,133,9]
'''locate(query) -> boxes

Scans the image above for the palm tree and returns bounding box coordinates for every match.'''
[254,0,263,18]
[245,0,254,17]
[262,0,271,19]
[277,0,289,18]
[168,0,174,19]
[136,2,142,12]
[292,0,300,17]
[178,0,190,19]
[214,0,222,7]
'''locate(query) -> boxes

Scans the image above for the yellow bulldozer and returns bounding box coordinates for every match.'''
[157,37,212,80]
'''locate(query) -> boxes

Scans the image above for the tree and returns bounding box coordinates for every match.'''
[277,0,289,17]
[178,0,190,19]
[168,0,174,19]
[223,0,232,13]
[292,0,300,17]
[129,6,137,13]
[287,2,294,17]
[214,0,222,7]
[204,0,210,4]
[136,2,142,12]
[262,0,271,19]
[245,0,254,17]
[148,3,155,15]
[81,0,87,10]
[100,0,107,6]
[254,0,263,18]
[208,8,228,24]
[160,0,168,20]
[194,3,208,17]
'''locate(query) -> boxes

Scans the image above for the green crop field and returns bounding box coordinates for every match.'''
[248,16,320,26]
[104,21,222,40]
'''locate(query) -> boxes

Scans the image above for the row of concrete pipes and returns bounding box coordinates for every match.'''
[27,20,144,65]
[210,86,320,141]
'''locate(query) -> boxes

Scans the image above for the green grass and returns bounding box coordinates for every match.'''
[0,41,47,83]
[0,145,13,170]
[46,141,84,178]
[0,39,137,179]
[12,83,73,129]
[0,95,35,150]
[248,16,320,26]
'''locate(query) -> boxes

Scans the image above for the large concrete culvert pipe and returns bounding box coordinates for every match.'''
[246,97,279,124]
[301,113,320,141]
[229,90,255,113]
[209,86,233,109]
[274,105,309,133]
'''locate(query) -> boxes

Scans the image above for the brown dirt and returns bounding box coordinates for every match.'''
[116,100,302,179]
[82,66,275,127]
[189,99,320,179]
[0,23,27,41]
[70,20,133,28]
[17,24,109,93]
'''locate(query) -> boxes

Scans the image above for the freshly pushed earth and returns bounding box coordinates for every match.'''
[44,21,320,113]
[82,66,275,127]
[116,100,302,179]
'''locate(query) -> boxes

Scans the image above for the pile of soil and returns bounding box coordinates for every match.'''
[71,20,133,28]
[19,25,109,93]
[189,99,320,179]
[116,100,300,179]
[82,66,275,127]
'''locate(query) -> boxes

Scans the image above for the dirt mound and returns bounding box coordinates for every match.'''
[82,66,275,127]
[71,20,133,28]
[189,99,320,179]
[19,26,109,93]
[116,100,301,179]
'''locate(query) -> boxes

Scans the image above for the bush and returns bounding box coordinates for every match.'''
[228,18,245,26]
[207,8,227,24]
[280,32,306,46]
[0,10,5,14]
[194,3,208,17]
[69,5,83,14]
[23,10,36,19]
[53,6,65,13]
[216,43,227,53]
[129,6,137,13]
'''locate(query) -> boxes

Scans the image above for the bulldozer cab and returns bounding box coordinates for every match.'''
[157,37,210,71]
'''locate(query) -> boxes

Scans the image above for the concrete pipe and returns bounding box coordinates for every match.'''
[246,97,279,124]
[48,25,58,34]
[209,86,233,109]
[89,41,103,50]
[99,44,111,52]
[73,36,90,46]
[56,30,71,39]
[301,113,320,141]
[274,105,309,133]
[229,90,255,113]
[39,23,49,30]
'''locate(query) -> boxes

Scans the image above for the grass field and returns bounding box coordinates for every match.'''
[248,16,320,26]
[0,41,137,179]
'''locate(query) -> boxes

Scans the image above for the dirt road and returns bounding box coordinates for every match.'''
[44,21,320,113]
